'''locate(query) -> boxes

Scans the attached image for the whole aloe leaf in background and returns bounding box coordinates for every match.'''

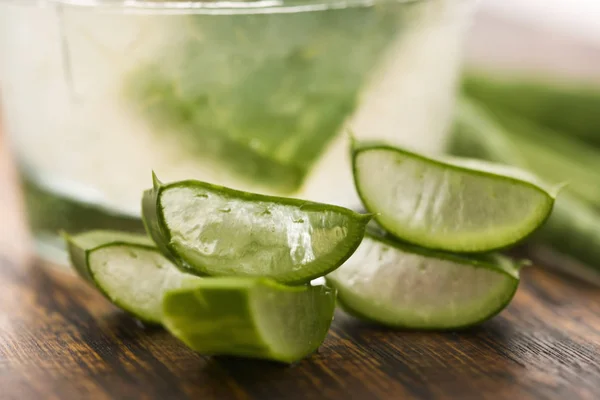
[463,74,600,149]
[451,94,600,284]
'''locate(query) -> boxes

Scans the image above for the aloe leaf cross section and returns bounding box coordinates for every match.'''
[64,231,201,324]
[352,141,558,253]
[327,234,521,329]
[142,174,370,284]
[162,278,336,364]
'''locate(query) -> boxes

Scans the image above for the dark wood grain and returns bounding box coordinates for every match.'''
[1,135,600,400]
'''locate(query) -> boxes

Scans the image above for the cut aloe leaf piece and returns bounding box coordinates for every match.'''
[142,174,370,284]
[64,231,201,324]
[327,234,521,329]
[64,230,154,284]
[352,142,557,253]
[162,277,336,363]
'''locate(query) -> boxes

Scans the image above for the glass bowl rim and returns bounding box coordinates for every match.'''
[1,0,422,15]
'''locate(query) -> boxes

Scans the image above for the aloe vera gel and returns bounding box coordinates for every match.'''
[0,0,475,261]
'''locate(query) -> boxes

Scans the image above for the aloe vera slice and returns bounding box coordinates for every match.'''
[142,174,370,284]
[352,141,557,253]
[162,278,336,363]
[327,234,521,329]
[64,231,201,324]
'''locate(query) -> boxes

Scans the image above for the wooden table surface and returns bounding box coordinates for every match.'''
[2,127,600,400]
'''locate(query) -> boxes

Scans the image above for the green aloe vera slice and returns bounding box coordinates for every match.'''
[162,277,336,364]
[64,231,201,324]
[142,174,370,284]
[352,141,557,253]
[327,234,521,329]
